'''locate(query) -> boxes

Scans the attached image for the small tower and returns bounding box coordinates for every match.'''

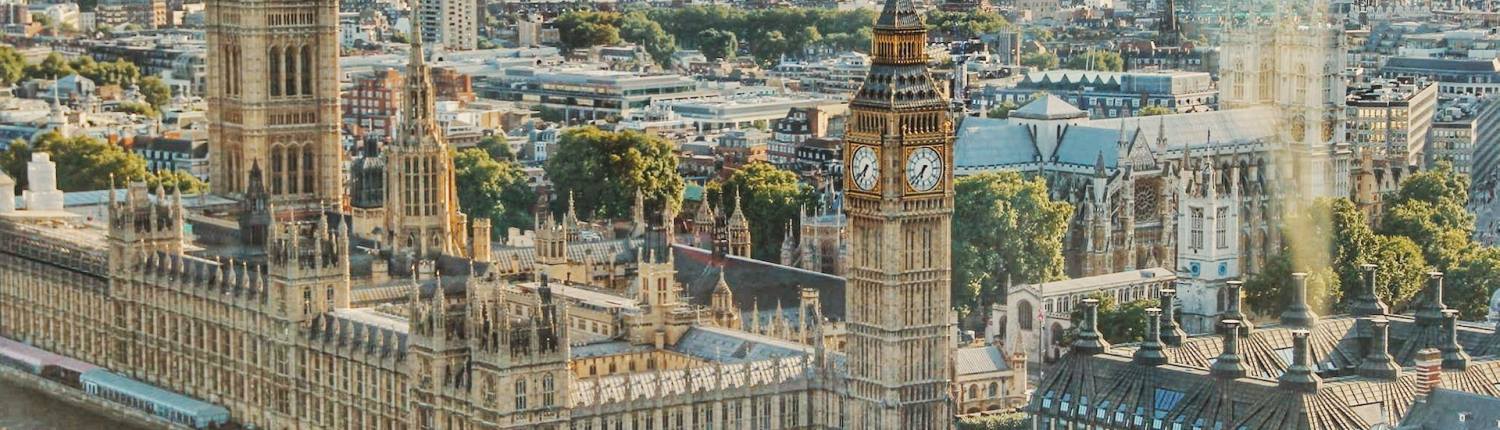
[727,191,752,258]
[107,181,185,274]
[693,198,716,248]
[779,220,799,266]
[710,272,740,329]
[265,207,351,323]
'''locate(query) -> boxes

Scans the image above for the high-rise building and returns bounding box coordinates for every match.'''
[842,0,955,427]
[206,0,343,204]
[416,0,478,52]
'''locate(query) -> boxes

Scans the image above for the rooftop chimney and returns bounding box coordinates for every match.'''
[1416,272,1448,326]
[1350,264,1388,317]
[1211,320,1247,379]
[1280,272,1319,329]
[1414,348,1441,403]
[1133,308,1168,366]
[1357,317,1401,379]
[1277,330,1322,393]
[1441,309,1470,370]
[1159,287,1186,346]
[1073,298,1109,355]
[1219,281,1252,335]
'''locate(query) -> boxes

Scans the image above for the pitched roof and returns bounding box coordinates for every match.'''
[674,244,846,319]
[1010,94,1087,120]
[955,345,1011,376]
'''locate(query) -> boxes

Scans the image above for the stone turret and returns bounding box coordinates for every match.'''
[1218,280,1251,335]
[265,206,351,322]
[1158,288,1186,346]
[1073,299,1109,355]
[1211,320,1247,379]
[1358,317,1401,379]
[1277,330,1322,392]
[1280,272,1318,329]
[1441,309,1469,370]
[694,199,716,248]
[1133,308,1168,366]
[107,180,185,274]
[1350,264,1388,317]
[727,191,751,258]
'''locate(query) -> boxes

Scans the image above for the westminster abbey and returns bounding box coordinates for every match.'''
[0,0,1002,429]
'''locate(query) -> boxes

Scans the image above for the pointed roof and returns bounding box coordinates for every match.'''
[1010,94,1087,120]
[874,0,924,29]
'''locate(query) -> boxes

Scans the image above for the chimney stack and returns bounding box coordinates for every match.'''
[1350,264,1388,317]
[1211,320,1247,379]
[1159,287,1186,346]
[1441,309,1470,370]
[1280,272,1319,328]
[1414,348,1442,403]
[1134,308,1168,366]
[1277,330,1322,392]
[1416,272,1448,326]
[1218,281,1251,335]
[1073,298,1110,355]
[1357,317,1401,379]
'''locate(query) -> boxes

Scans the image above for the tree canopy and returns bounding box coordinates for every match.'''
[454,148,536,236]
[554,10,622,52]
[1063,50,1124,71]
[139,76,172,108]
[953,172,1071,317]
[1067,291,1155,344]
[544,127,683,220]
[705,162,815,262]
[1021,51,1059,70]
[926,10,1011,40]
[1,132,148,192]
[619,12,677,67]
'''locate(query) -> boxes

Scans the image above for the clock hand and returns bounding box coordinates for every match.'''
[918,165,928,179]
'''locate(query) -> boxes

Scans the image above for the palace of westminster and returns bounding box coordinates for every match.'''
[0,0,1459,428]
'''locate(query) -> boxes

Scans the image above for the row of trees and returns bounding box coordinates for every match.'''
[1245,163,1500,321]
[0,50,171,110]
[0,132,204,194]
[1075,163,1500,344]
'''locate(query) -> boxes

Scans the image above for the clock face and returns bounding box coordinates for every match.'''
[851,146,879,191]
[905,147,943,192]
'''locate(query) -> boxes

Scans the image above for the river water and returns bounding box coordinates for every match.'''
[0,378,144,430]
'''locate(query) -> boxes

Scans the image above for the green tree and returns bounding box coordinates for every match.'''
[544,127,684,220]
[1066,291,1155,344]
[0,46,26,85]
[698,29,738,61]
[1064,50,1124,71]
[620,12,676,67]
[477,135,515,161]
[1138,105,1172,116]
[704,162,815,262]
[115,101,158,117]
[1020,51,1058,70]
[138,76,172,108]
[953,172,1072,317]
[454,148,536,235]
[1379,162,1475,271]
[1446,248,1500,321]
[986,101,1018,119]
[24,52,75,80]
[145,170,206,194]
[0,132,147,192]
[1243,253,1342,318]
[78,58,140,86]
[555,10,622,51]
[926,10,1010,39]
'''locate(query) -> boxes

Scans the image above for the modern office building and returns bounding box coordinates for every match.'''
[1346,77,1438,168]
[478,67,713,122]
[969,70,1219,118]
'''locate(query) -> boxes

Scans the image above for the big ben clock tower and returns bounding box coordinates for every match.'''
[843,0,954,427]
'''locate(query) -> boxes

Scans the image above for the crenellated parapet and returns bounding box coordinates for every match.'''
[126,250,270,306]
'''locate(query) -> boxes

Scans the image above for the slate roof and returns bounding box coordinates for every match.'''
[1397,389,1500,429]
[1037,305,1500,430]
[955,346,1011,376]
[673,244,846,319]
[1382,57,1500,74]
[670,325,813,363]
[1011,94,1088,120]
